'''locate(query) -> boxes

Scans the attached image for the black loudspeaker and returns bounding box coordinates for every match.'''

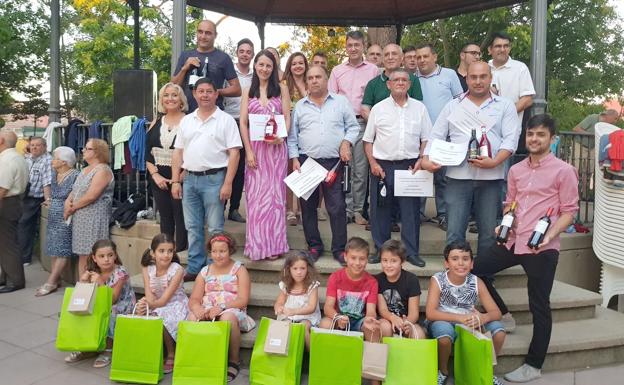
[113,69,157,121]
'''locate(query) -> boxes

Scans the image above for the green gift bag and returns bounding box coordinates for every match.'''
[382,322,437,385]
[110,304,164,384]
[249,317,305,385]
[56,286,112,352]
[173,320,231,385]
[309,317,364,385]
[454,323,493,385]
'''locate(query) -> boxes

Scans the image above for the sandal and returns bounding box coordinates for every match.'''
[35,283,58,297]
[65,351,96,363]
[227,361,240,382]
[163,357,175,374]
[286,211,298,226]
[93,349,112,368]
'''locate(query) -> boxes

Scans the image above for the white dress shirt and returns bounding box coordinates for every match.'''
[363,96,432,160]
[174,108,242,171]
[489,57,536,122]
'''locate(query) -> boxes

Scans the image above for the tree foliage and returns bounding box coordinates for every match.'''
[293,26,350,71]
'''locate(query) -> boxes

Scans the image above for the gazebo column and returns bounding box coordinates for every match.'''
[171,0,186,75]
[530,0,547,115]
[256,20,266,49]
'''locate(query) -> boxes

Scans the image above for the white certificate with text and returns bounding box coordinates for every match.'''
[394,170,434,197]
[428,139,468,166]
[283,158,328,200]
[249,114,288,141]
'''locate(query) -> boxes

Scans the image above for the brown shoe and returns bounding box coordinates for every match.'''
[287,211,298,226]
[354,212,368,225]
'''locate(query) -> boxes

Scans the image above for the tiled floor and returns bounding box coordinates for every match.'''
[0,263,622,385]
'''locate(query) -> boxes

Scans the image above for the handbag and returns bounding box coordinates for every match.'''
[56,286,112,352]
[454,316,494,385]
[110,304,164,384]
[361,328,388,381]
[382,321,438,385]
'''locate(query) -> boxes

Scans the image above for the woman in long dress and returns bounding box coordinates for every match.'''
[239,50,291,260]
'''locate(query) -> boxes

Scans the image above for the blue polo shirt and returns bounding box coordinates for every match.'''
[416,65,464,124]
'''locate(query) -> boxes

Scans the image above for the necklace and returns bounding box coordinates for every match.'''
[56,168,73,184]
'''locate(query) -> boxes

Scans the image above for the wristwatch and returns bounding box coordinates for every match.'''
[219,303,226,311]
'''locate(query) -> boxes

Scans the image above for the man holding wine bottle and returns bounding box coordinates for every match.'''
[472,114,579,383]
[288,65,360,264]
[422,61,519,259]
[363,68,432,267]
[171,20,241,112]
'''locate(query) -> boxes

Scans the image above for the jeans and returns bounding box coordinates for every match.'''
[370,159,421,258]
[444,178,502,257]
[298,155,347,257]
[182,171,226,274]
[346,120,369,217]
[0,196,25,287]
[426,319,505,342]
[472,244,559,369]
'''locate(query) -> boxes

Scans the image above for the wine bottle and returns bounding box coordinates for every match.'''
[342,162,351,193]
[496,201,517,244]
[479,125,492,158]
[377,178,387,207]
[325,160,340,186]
[527,207,554,249]
[188,66,199,88]
[264,106,277,141]
[468,126,478,160]
[201,57,209,78]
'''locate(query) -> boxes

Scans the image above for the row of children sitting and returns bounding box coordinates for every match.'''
[63,233,506,385]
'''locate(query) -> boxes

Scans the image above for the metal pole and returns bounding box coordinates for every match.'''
[530,0,548,115]
[256,20,266,50]
[171,0,187,75]
[132,1,140,69]
[48,0,61,123]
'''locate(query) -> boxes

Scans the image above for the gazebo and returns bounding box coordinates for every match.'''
[47,0,548,120]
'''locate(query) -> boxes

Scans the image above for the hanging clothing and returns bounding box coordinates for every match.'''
[129,117,148,171]
[43,122,63,152]
[111,115,136,170]
[63,119,85,152]
[88,120,103,139]
[607,130,624,172]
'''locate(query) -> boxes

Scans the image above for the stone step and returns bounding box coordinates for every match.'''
[174,251,528,289]
[235,306,624,375]
[130,276,601,327]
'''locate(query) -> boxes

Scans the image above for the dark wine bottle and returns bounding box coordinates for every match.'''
[527,207,554,249]
[468,126,478,160]
[377,178,387,207]
[496,201,517,244]
[342,162,351,193]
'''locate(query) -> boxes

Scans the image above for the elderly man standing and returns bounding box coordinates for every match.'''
[328,30,379,226]
[18,136,52,266]
[422,62,519,259]
[363,68,432,267]
[171,20,241,112]
[171,78,242,281]
[0,131,29,293]
[289,66,360,264]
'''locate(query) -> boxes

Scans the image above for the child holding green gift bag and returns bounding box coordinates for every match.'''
[425,241,506,385]
[274,252,321,350]
[188,232,255,382]
[375,239,426,339]
[137,233,189,374]
[65,239,136,368]
[319,237,381,340]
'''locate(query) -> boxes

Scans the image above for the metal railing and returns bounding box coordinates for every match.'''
[53,124,153,211]
[556,131,594,224]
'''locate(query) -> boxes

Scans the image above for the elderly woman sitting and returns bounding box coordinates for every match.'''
[36,146,80,296]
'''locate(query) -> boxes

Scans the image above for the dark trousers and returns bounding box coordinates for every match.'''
[298,156,347,257]
[150,165,187,252]
[472,244,559,369]
[370,159,421,258]
[0,196,25,287]
[228,148,245,212]
[17,196,44,264]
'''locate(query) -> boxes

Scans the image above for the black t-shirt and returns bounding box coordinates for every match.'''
[455,69,468,92]
[375,269,421,317]
[173,48,237,111]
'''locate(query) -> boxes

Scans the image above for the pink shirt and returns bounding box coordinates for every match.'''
[328,60,379,115]
[505,153,579,254]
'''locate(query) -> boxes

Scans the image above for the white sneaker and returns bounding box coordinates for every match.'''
[493,375,505,385]
[504,363,542,383]
[501,312,516,333]
[317,207,327,221]
[437,370,448,385]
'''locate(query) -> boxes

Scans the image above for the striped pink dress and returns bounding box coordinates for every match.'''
[244,96,289,260]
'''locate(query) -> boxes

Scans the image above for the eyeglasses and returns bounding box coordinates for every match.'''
[463,51,482,57]
[83,147,94,151]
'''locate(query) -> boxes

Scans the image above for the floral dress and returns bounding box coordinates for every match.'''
[279,280,321,326]
[147,263,188,340]
[106,265,136,338]
[196,261,255,332]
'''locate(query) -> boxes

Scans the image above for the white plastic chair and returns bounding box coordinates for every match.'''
[592,122,624,310]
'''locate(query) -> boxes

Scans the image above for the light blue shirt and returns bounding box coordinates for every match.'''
[424,93,520,180]
[288,92,360,159]
[416,65,464,123]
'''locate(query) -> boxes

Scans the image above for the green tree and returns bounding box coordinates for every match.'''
[294,26,350,71]
[0,2,49,112]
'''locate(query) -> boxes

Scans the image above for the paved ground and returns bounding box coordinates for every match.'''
[0,263,622,385]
